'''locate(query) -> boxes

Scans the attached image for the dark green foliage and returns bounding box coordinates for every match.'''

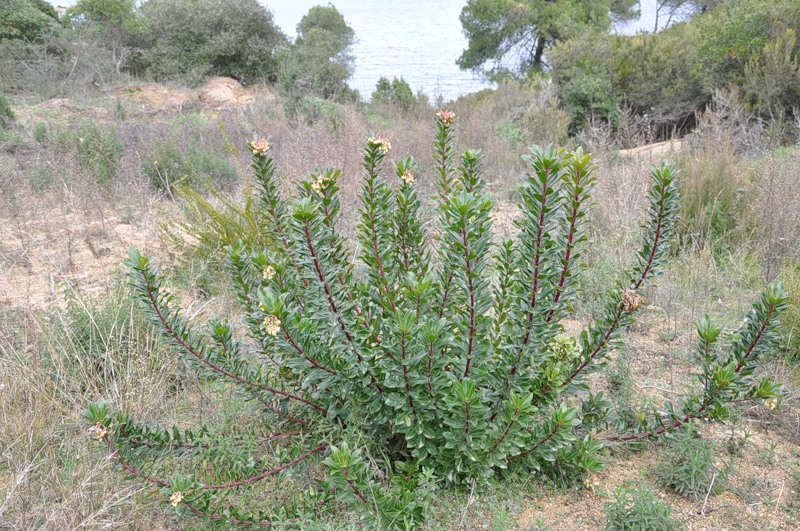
[0,0,61,42]
[744,28,800,118]
[372,77,417,111]
[560,71,620,130]
[457,0,638,78]
[551,0,800,134]
[655,424,727,500]
[66,0,145,76]
[136,0,287,85]
[604,479,681,531]
[550,26,700,134]
[690,0,790,93]
[86,115,787,529]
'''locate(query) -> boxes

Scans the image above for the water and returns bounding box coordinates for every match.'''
[265,0,490,102]
[49,0,661,101]
[265,0,660,102]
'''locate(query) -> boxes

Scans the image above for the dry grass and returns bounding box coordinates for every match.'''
[0,296,184,529]
[1,80,799,529]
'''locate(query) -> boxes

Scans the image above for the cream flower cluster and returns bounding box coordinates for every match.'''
[368,136,391,154]
[311,172,337,194]
[170,491,184,507]
[89,422,108,441]
[436,110,456,125]
[263,264,276,281]
[264,314,281,336]
[764,397,778,410]
[250,138,270,156]
[400,169,415,185]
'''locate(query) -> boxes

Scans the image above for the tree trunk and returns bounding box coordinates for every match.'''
[532,34,546,70]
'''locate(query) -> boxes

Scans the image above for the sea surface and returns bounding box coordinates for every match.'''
[266,0,659,102]
[49,0,660,102]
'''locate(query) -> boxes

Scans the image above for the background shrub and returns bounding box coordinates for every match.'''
[135,0,287,85]
[159,182,272,292]
[655,424,728,500]
[778,260,800,357]
[277,4,357,119]
[33,121,48,145]
[74,122,123,185]
[0,92,14,129]
[0,0,60,42]
[372,76,418,111]
[550,0,800,138]
[142,143,236,191]
[604,479,681,531]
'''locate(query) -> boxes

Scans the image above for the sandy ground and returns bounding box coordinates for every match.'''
[0,186,163,310]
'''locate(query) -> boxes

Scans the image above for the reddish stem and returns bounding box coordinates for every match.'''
[144,280,327,415]
[107,436,326,490]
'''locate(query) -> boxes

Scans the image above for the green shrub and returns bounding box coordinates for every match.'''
[604,479,681,531]
[0,91,20,151]
[73,122,123,185]
[0,0,60,42]
[691,0,787,94]
[778,260,800,356]
[136,0,287,85]
[278,4,355,106]
[0,127,22,153]
[655,424,728,500]
[86,113,787,529]
[551,0,800,135]
[0,91,14,128]
[143,143,236,191]
[27,162,54,190]
[33,121,48,145]
[372,76,418,111]
[744,28,800,119]
[159,182,273,291]
[560,72,620,130]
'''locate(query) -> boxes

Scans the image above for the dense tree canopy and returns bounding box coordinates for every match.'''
[550,0,800,134]
[457,0,639,79]
[277,3,356,111]
[66,0,145,75]
[136,0,287,85]
[0,0,61,42]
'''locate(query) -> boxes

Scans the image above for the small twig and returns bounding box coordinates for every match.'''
[770,479,785,527]
[457,478,476,530]
[635,383,680,395]
[697,504,729,515]
[700,471,716,515]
